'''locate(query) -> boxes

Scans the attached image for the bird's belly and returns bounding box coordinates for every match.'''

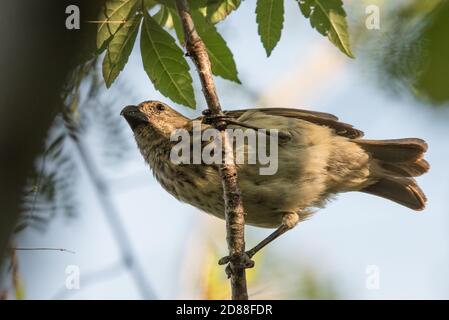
[162,169,326,229]
[153,144,332,228]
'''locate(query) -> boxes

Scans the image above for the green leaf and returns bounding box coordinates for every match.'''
[140,11,196,108]
[144,0,158,8]
[154,0,240,21]
[154,5,174,28]
[97,0,138,51]
[168,7,186,44]
[154,0,210,9]
[191,10,240,83]
[206,0,241,24]
[153,6,185,44]
[256,0,285,56]
[153,0,176,8]
[298,0,354,58]
[103,14,142,88]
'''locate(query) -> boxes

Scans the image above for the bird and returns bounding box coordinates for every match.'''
[121,100,429,261]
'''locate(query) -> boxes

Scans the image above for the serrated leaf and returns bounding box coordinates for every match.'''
[206,0,241,24]
[140,12,196,108]
[103,14,142,87]
[256,0,284,56]
[97,0,138,51]
[298,0,354,58]
[192,10,240,83]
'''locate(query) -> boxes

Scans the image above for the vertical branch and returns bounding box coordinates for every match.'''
[175,0,248,300]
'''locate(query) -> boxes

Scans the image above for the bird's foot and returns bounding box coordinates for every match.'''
[218,251,255,278]
[201,110,231,130]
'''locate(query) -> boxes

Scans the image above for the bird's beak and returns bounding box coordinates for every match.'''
[120,105,148,130]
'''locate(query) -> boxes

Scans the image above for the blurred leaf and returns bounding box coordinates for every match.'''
[13,223,28,234]
[97,0,139,51]
[103,14,142,87]
[256,0,285,57]
[20,116,80,233]
[140,11,196,108]
[360,0,449,105]
[297,0,354,58]
[154,0,239,24]
[206,0,241,24]
[192,10,240,83]
[11,250,25,300]
[154,0,176,7]
[292,267,339,299]
[414,2,449,104]
[14,278,25,300]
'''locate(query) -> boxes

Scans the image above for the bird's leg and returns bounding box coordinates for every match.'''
[201,110,229,130]
[218,213,299,270]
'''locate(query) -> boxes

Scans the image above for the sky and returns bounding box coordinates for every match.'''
[14,0,449,299]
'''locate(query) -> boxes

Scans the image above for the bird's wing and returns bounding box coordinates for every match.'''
[225,107,338,121]
[224,107,364,139]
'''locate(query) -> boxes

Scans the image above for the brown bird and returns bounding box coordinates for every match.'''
[121,100,429,261]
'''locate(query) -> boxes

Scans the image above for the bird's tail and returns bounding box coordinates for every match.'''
[356,138,429,211]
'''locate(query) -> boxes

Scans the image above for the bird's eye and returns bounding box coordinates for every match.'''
[156,104,165,111]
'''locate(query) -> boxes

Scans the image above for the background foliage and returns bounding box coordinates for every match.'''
[97,0,353,108]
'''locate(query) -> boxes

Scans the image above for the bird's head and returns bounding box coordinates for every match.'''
[121,100,189,138]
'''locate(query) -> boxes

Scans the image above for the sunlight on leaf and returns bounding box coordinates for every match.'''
[298,0,354,58]
[414,2,449,104]
[206,0,241,24]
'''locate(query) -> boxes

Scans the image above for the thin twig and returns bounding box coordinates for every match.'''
[11,247,75,254]
[175,0,248,300]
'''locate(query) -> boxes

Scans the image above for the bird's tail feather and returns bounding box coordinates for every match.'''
[356,138,429,210]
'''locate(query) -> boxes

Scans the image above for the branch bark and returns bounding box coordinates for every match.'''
[175,0,249,300]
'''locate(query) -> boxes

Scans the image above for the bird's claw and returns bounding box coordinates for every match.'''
[201,111,231,129]
[219,251,255,278]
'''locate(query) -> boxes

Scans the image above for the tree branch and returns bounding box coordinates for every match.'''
[175,0,248,300]
[11,247,75,254]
